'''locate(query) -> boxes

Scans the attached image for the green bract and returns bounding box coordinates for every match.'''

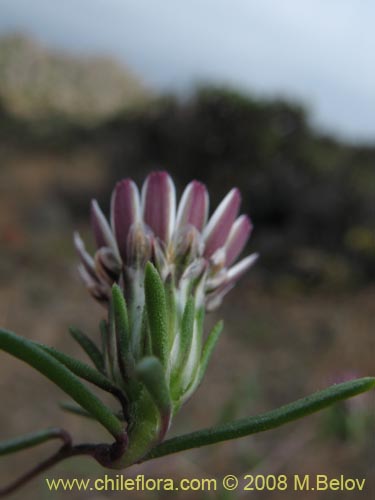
[93,264,224,466]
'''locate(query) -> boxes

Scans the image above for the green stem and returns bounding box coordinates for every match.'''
[144,377,375,461]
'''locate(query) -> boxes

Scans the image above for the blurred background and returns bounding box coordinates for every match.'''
[0,2,374,499]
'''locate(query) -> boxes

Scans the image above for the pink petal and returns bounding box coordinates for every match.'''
[141,171,176,243]
[110,179,141,261]
[203,188,241,257]
[224,215,253,267]
[176,180,209,232]
[90,200,119,258]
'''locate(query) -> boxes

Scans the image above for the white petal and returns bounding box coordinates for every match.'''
[226,253,259,282]
[73,231,95,275]
[91,199,120,260]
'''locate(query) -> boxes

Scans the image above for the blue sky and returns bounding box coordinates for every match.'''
[1,0,374,142]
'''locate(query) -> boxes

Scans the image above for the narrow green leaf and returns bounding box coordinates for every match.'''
[136,356,172,439]
[136,356,171,417]
[170,306,206,408]
[69,326,105,373]
[140,306,152,357]
[170,296,195,395]
[179,296,195,365]
[107,300,121,383]
[144,262,168,367]
[198,320,223,384]
[164,274,177,346]
[60,401,126,421]
[60,401,95,419]
[144,377,375,461]
[0,329,124,439]
[99,319,111,376]
[37,343,120,395]
[0,428,69,456]
[111,284,133,378]
[112,284,130,343]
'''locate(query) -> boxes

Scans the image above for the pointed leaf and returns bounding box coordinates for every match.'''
[37,343,119,395]
[111,284,133,378]
[198,320,224,385]
[171,307,205,407]
[140,306,152,357]
[59,402,126,422]
[171,296,195,388]
[107,300,122,383]
[99,319,111,376]
[164,274,177,347]
[144,262,169,367]
[136,356,172,438]
[69,326,105,373]
[179,296,195,365]
[136,357,171,416]
[60,401,95,419]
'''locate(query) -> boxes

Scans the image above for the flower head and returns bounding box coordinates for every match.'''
[75,171,257,311]
[73,171,257,466]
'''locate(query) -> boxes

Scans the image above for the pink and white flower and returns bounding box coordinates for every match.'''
[74,171,257,311]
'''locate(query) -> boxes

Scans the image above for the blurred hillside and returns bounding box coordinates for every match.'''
[0,35,374,292]
[0,35,149,123]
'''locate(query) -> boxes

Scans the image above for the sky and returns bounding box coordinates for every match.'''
[1,0,374,142]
